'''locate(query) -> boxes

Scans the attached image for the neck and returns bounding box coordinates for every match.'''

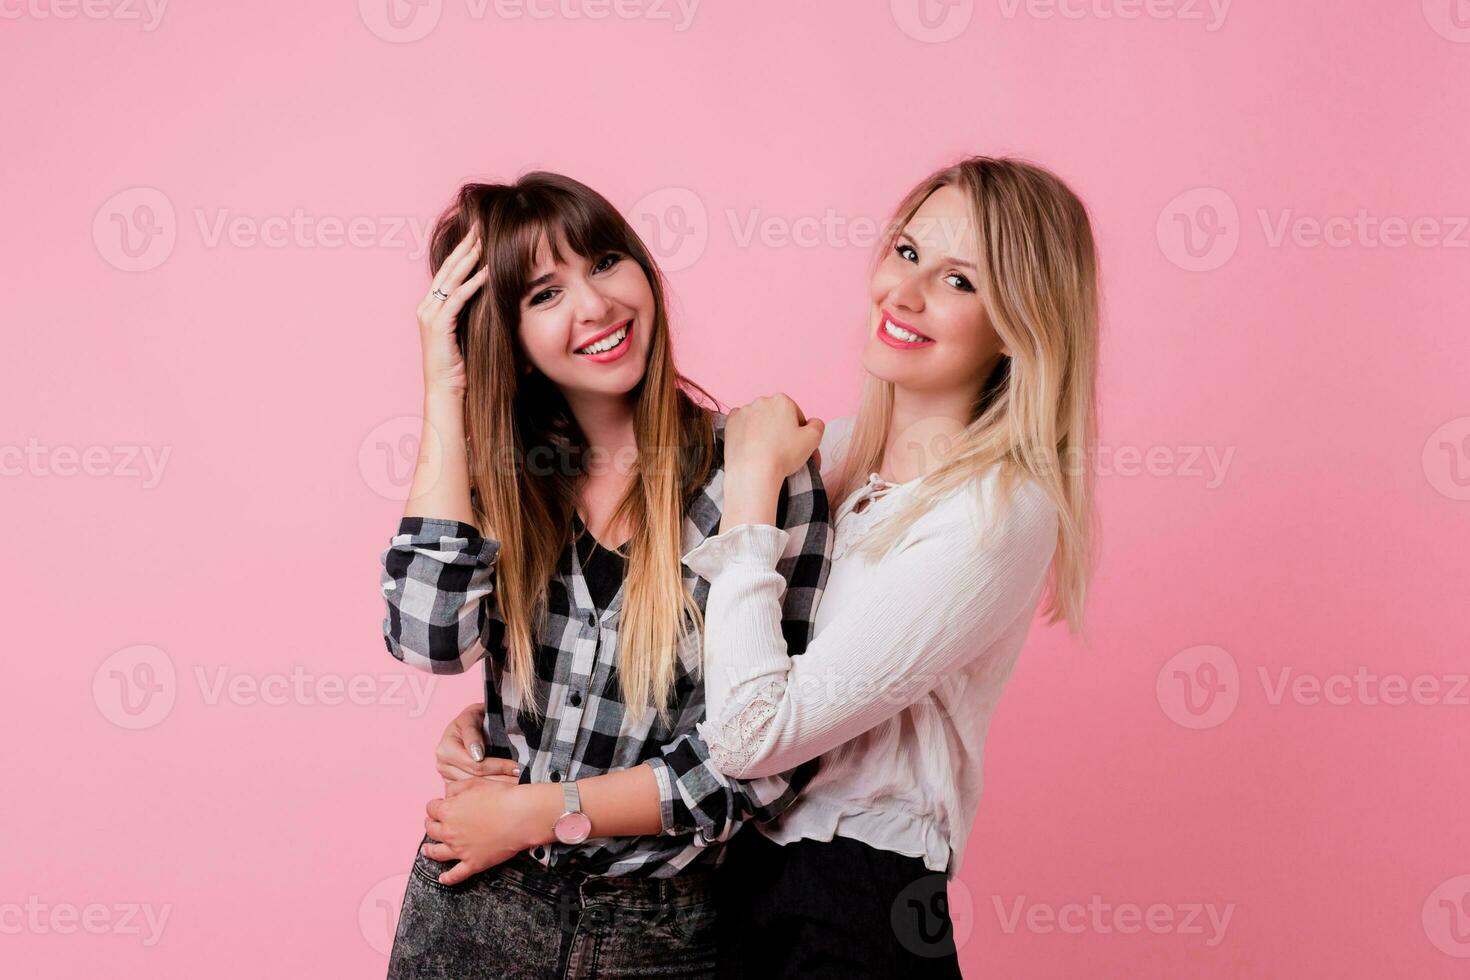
[880,385,973,484]
[564,390,639,477]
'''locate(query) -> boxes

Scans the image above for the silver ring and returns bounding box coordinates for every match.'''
[430,287,451,301]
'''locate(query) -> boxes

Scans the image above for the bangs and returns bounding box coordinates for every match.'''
[490,188,634,301]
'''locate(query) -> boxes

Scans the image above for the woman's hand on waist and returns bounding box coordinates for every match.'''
[421,779,558,886]
[436,701,521,783]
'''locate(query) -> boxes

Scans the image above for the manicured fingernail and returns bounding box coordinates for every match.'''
[469,744,484,762]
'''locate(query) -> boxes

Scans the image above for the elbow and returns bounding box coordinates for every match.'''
[701,696,786,778]
[731,755,787,780]
[707,727,809,780]
[380,585,486,674]
[707,746,747,779]
[381,628,477,676]
[692,814,739,848]
[707,738,783,780]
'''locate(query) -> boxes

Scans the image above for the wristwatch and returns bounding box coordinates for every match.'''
[552,781,592,845]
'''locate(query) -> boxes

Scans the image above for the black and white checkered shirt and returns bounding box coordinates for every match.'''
[380,411,832,877]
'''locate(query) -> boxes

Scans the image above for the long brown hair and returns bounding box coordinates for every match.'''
[427,172,716,722]
[830,157,1099,632]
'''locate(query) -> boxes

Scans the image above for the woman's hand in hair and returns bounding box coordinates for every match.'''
[435,701,521,784]
[719,394,824,533]
[417,225,487,397]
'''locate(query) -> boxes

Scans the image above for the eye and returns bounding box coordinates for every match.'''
[527,287,558,307]
[895,242,918,262]
[592,252,621,274]
[945,273,976,293]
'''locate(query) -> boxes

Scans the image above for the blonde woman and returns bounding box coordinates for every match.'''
[681,157,1100,977]
[379,172,831,978]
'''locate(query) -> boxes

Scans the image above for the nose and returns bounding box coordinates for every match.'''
[887,269,925,314]
[571,279,614,323]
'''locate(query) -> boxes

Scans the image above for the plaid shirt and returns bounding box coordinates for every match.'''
[379,411,832,877]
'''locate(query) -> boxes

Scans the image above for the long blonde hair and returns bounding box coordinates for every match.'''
[830,157,1100,632]
[427,173,717,723]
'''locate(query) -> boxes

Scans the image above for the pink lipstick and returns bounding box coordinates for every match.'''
[876,310,935,350]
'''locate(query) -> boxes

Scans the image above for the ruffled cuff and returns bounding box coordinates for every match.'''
[682,523,789,580]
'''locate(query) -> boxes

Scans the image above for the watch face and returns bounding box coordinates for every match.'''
[554,811,592,845]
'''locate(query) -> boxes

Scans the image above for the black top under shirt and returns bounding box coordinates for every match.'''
[572,512,629,612]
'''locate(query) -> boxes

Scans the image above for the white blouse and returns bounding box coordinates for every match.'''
[681,418,1059,876]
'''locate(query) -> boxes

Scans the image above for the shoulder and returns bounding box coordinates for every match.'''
[983,469,1057,529]
[775,447,830,531]
[911,467,1058,561]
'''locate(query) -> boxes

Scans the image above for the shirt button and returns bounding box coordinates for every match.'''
[533,846,545,860]
[550,770,562,782]
[585,612,597,628]
[569,692,582,707]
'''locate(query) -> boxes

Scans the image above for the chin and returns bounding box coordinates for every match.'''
[860,340,920,386]
[595,352,652,397]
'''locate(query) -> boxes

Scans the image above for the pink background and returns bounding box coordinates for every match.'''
[4,1,1468,976]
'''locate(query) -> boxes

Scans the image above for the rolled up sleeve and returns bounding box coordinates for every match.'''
[379,517,502,674]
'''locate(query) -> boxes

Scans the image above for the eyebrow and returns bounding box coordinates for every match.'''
[524,271,556,293]
[897,231,977,269]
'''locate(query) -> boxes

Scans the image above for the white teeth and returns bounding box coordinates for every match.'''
[577,323,629,355]
[883,319,929,344]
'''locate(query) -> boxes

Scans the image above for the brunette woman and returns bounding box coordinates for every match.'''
[379,172,831,979]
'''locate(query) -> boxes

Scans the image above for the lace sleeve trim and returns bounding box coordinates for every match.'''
[706,678,785,775]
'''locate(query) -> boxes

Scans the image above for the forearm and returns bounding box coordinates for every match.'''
[513,766,664,848]
[694,525,801,774]
[403,387,475,525]
[718,467,782,533]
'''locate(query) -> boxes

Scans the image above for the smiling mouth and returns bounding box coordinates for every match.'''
[574,319,633,357]
[879,313,935,347]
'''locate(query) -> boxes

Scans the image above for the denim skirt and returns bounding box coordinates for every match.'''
[387,834,719,979]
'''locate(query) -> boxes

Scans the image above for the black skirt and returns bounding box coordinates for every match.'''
[715,825,964,979]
